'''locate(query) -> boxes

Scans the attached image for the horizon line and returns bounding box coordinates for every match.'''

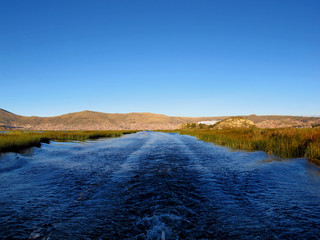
[1,108,320,119]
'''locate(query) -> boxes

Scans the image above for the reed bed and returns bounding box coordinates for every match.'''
[0,130,137,154]
[175,128,320,165]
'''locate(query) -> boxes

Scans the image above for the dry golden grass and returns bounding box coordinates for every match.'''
[167,128,320,165]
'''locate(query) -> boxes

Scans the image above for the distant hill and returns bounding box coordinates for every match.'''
[213,117,255,129]
[0,109,224,130]
[245,114,320,128]
[1,109,319,130]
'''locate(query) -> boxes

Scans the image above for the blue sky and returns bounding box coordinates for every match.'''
[0,0,319,117]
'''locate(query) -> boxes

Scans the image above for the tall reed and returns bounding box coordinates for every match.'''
[0,130,137,154]
[176,128,320,165]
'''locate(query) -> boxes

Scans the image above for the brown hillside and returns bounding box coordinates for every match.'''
[213,117,255,129]
[245,114,320,128]
[0,109,223,130]
[1,109,319,130]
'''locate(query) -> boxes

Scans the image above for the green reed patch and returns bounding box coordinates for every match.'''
[168,128,320,165]
[0,130,138,154]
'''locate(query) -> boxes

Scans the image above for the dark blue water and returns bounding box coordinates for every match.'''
[0,131,320,239]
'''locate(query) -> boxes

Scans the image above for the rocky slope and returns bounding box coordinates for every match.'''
[213,117,255,129]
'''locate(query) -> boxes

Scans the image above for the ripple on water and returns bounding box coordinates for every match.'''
[0,131,320,239]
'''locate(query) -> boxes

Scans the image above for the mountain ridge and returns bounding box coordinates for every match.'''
[1,108,319,130]
[0,108,225,130]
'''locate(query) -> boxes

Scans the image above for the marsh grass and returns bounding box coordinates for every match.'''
[0,130,137,154]
[171,128,320,165]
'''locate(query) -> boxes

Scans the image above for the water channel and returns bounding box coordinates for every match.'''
[0,131,319,239]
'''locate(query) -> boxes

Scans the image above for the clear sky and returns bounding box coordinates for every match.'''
[0,0,319,117]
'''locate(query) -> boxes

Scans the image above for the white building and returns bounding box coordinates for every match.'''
[197,120,219,125]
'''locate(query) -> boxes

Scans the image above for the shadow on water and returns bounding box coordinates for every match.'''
[0,131,320,239]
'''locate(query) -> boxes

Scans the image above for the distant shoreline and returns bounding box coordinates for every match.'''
[1,108,320,130]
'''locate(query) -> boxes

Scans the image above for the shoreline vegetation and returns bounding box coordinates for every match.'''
[161,128,320,166]
[1,128,320,166]
[0,130,138,154]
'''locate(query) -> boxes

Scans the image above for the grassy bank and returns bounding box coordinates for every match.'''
[167,128,320,165]
[0,130,138,154]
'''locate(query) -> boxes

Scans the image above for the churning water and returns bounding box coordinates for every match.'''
[0,131,320,239]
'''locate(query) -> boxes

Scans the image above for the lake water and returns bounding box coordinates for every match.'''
[0,131,320,239]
